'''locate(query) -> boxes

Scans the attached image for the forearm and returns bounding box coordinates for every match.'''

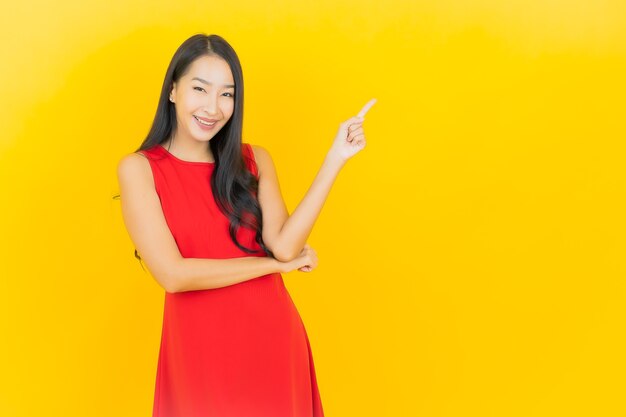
[274,152,345,261]
[169,255,283,293]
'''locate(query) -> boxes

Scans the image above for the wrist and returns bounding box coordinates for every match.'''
[270,256,288,274]
[325,151,346,170]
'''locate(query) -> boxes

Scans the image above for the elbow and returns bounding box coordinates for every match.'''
[157,272,179,293]
[166,272,189,293]
[161,262,184,293]
[163,280,180,294]
[271,245,299,263]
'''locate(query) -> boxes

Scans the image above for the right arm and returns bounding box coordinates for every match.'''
[116,153,315,293]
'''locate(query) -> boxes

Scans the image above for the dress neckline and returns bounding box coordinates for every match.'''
[157,144,215,166]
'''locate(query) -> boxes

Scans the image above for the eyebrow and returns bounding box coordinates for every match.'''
[192,77,235,88]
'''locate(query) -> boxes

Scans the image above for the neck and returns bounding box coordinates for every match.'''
[163,136,215,163]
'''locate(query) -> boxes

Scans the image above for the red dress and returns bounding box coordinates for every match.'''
[138,143,324,417]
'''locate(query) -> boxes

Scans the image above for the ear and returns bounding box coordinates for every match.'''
[169,82,177,102]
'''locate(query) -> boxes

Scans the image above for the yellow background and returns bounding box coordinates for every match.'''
[1,1,625,416]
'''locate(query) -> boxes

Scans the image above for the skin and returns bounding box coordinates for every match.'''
[162,55,234,162]
[116,54,375,292]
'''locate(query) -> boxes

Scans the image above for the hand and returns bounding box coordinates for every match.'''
[296,244,317,273]
[278,244,318,273]
[328,98,377,163]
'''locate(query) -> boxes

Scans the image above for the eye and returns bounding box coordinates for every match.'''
[193,86,206,92]
[223,92,234,97]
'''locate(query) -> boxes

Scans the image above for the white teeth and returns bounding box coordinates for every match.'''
[195,116,216,126]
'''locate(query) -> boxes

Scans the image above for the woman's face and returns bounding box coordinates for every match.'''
[169,55,236,142]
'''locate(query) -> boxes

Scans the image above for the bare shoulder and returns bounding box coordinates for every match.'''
[249,144,274,177]
[116,151,154,187]
[250,144,271,160]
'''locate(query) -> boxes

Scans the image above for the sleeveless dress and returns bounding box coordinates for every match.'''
[138,143,324,417]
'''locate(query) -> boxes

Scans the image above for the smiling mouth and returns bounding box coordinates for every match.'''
[194,115,217,126]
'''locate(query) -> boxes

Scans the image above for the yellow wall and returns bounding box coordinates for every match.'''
[1,1,625,415]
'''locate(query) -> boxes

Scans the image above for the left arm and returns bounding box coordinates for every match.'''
[253,99,376,262]
[253,145,346,262]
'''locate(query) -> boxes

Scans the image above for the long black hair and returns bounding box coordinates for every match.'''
[114,33,272,265]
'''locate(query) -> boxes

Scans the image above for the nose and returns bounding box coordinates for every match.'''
[202,93,220,116]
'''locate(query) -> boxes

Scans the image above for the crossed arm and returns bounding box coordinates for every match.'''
[116,146,344,293]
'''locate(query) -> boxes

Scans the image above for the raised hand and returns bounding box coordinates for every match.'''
[328,98,377,163]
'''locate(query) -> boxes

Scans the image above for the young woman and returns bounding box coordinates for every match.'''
[116,33,375,417]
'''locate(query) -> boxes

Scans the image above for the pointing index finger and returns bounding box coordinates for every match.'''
[357,98,377,118]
